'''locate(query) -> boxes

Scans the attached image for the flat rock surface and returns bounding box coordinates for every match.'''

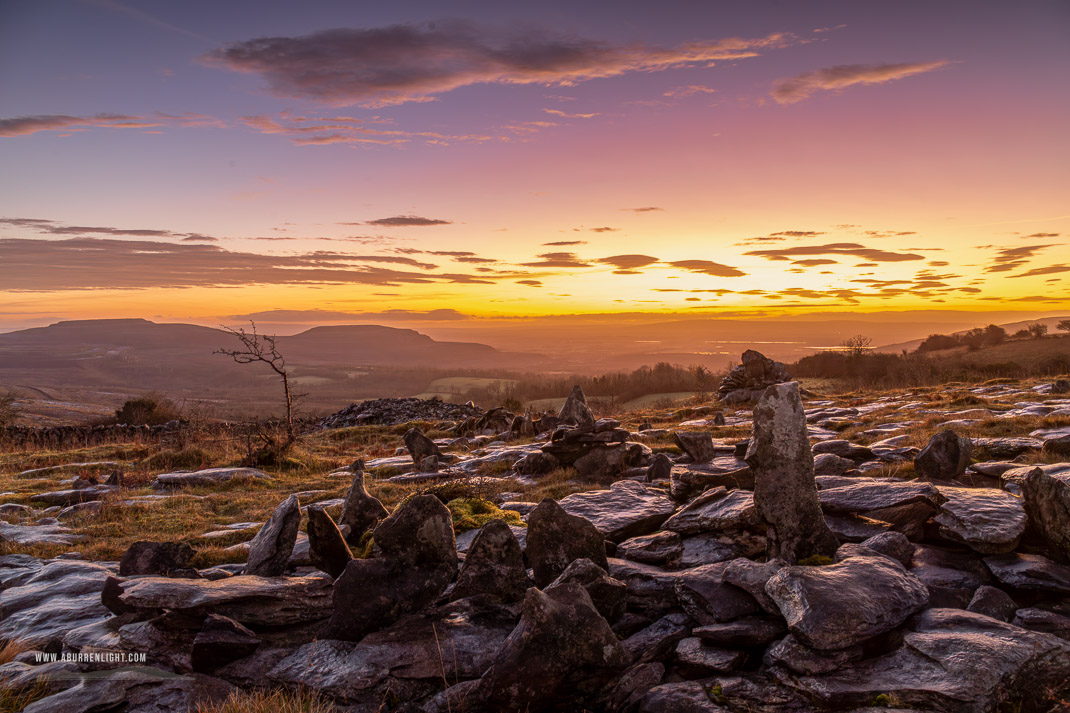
[559,480,676,542]
[933,485,1026,554]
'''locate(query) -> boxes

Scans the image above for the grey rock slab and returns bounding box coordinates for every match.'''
[818,479,945,514]
[618,530,683,567]
[933,485,1026,554]
[639,681,729,713]
[29,484,116,506]
[675,637,744,675]
[679,534,743,569]
[0,519,84,545]
[559,480,677,542]
[966,585,1018,622]
[623,611,693,663]
[673,431,716,463]
[1012,607,1070,641]
[984,552,1070,594]
[0,559,116,645]
[451,519,528,603]
[693,617,785,647]
[243,494,301,576]
[1021,466,1070,563]
[675,562,760,625]
[527,497,607,587]
[785,608,1070,713]
[766,555,929,651]
[153,467,272,489]
[663,488,757,535]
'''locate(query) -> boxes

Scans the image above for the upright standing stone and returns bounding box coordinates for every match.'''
[244,494,301,577]
[526,498,608,587]
[559,385,596,428]
[745,382,838,563]
[337,467,388,545]
[404,427,442,464]
[914,429,972,481]
[306,506,352,579]
[450,519,529,603]
[1022,467,1070,564]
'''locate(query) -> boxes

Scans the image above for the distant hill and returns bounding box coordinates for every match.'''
[873,315,1070,354]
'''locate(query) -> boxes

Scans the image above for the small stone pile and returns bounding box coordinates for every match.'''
[317,397,482,428]
[717,349,792,403]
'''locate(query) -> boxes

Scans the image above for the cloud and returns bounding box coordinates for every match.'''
[1023,233,1060,238]
[516,279,543,287]
[663,84,716,98]
[598,254,659,273]
[0,238,506,291]
[230,308,469,322]
[588,227,618,233]
[0,112,224,138]
[543,108,599,119]
[543,240,586,246]
[624,206,662,213]
[771,61,949,104]
[745,242,924,262]
[769,230,825,237]
[667,260,746,277]
[985,243,1057,273]
[791,258,838,267]
[520,252,592,268]
[1009,264,1070,278]
[365,215,451,227]
[0,216,220,242]
[204,22,796,106]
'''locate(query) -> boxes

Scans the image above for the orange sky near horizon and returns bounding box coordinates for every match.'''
[0,0,1067,330]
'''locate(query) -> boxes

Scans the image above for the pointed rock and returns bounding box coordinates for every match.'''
[119,541,194,576]
[337,468,388,545]
[1022,466,1070,563]
[243,494,300,577]
[745,381,839,563]
[547,558,627,623]
[559,385,596,428]
[450,519,529,603]
[306,505,352,579]
[527,497,608,587]
[403,426,442,464]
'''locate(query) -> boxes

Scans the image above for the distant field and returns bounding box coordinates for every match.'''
[923,335,1070,369]
[414,376,518,403]
[621,392,699,409]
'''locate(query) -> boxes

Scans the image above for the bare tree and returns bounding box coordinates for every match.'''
[841,334,873,357]
[216,322,298,444]
[1027,322,1049,339]
[1058,319,1070,334]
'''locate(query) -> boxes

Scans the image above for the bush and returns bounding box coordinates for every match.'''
[111,393,182,425]
[0,390,18,427]
[447,497,525,533]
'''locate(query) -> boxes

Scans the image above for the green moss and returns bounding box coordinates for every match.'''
[353,531,375,559]
[447,497,524,533]
[798,554,836,567]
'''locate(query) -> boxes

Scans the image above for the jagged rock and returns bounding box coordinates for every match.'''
[718,349,791,403]
[306,505,352,579]
[450,519,528,603]
[153,467,272,489]
[559,385,596,427]
[1043,434,1070,458]
[322,494,457,641]
[674,431,716,463]
[30,484,115,506]
[244,494,300,577]
[116,573,334,628]
[972,436,1043,459]
[638,681,728,712]
[812,440,876,462]
[270,595,517,703]
[693,617,785,647]
[933,485,1026,554]
[647,452,673,482]
[765,634,863,676]
[680,534,744,568]
[662,488,757,535]
[984,552,1070,594]
[670,465,754,502]
[1012,607,1070,640]
[510,412,536,436]
[404,426,442,464]
[824,513,893,542]
[527,497,608,587]
[596,662,666,713]
[1021,466,1070,563]
[541,423,644,479]
[966,585,1018,622]
[337,467,389,545]
[618,531,683,567]
[0,559,115,644]
[818,479,945,514]
[191,614,261,673]
[515,450,560,476]
[471,584,630,711]
[118,541,194,577]
[560,480,677,542]
[914,429,972,481]
[813,452,856,475]
[547,558,627,622]
[675,562,760,625]
[722,557,784,614]
[765,555,929,650]
[20,668,236,713]
[786,608,1070,712]
[319,397,481,428]
[623,612,693,663]
[910,544,991,608]
[675,637,744,676]
[746,382,839,563]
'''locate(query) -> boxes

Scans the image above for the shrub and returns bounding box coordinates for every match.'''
[0,390,17,427]
[111,393,182,425]
[447,497,524,533]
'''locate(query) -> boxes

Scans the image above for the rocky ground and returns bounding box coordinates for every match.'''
[1,358,1069,712]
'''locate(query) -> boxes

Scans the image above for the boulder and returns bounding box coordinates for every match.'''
[1043,435,1070,458]
[983,552,1070,595]
[243,494,300,577]
[154,467,272,489]
[1021,466,1070,563]
[673,431,716,463]
[717,349,791,403]
[765,633,862,676]
[526,498,608,587]
[617,531,683,567]
[785,608,1070,712]
[693,617,785,647]
[765,555,929,650]
[559,385,596,427]
[858,531,915,568]
[675,563,760,625]
[119,541,195,577]
[933,485,1026,554]
[647,452,673,482]
[559,480,677,542]
[471,584,630,711]
[337,467,389,545]
[1012,607,1070,640]
[914,430,972,481]
[404,426,442,464]
[623,612,693,663]
[0,560,115,644]
[663,488,758,535]
[674,637,744,676]
[638,681,729,712]
[547,558,627,622]
[450,519,529,603]
[515,451,560,476]
[191,614,261,673]
[306,505,352,579]
[966,585,1018,622]
[745,382,839,563]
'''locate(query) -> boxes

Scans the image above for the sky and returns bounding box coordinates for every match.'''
[1,0,1068,333]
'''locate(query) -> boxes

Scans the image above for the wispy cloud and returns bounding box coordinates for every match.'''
[520,252,593,268]
[771,61,949,104]
[229,308,468,322]
[667,260,746,277]
[745,242,924,262]
[204,22,797,106]
[0,112,223,138]
[624,206,663,213]
[984,243,1058,273]
[365,215,451,227]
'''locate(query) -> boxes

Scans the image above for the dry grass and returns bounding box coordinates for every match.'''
[0,676,50,713]
[194,688,338,713]
[0,639,30,666]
